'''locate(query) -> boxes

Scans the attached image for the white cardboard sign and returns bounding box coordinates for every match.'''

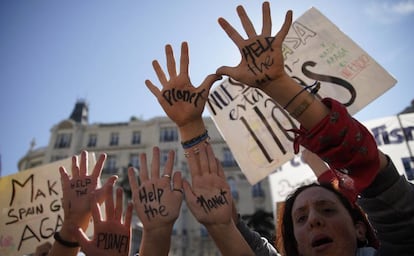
[207,8,396,184]
[0,153,96,256]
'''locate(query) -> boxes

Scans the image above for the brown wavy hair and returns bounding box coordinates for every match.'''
[278,183,379,256]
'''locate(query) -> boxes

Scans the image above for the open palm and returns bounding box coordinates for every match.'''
[216,2,292,90]
[145,42,221,128]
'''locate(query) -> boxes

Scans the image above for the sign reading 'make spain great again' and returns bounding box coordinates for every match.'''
[0,153,96,256]
[207,7,397,184]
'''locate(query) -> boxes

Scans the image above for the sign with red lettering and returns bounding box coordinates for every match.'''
[207,8,396,184]
[0,153,96,256]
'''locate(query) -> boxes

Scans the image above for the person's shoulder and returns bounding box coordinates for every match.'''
[356,247,377,256]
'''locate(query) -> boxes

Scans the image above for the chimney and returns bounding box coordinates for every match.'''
[70,99,89,124]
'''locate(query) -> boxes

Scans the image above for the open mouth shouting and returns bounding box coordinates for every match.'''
[311,235,333,251]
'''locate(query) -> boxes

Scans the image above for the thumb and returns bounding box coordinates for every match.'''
[215,65,235,78]
[145,79,161,97]
[182,179,195,201]
[200,74,222,91]
[75,226,89,245]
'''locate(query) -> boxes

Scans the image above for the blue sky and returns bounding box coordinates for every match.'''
[1,0,413,177]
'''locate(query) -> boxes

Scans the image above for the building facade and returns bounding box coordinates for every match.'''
[18,100,275,255]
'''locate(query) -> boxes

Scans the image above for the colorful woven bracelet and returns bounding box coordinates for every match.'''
[181,130,209,149]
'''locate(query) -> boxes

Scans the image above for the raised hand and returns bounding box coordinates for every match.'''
[145,42,221,129]
[216,2,292,90]
[128,147,183,255]
[77,186,133,256]
[49,151,117,256]
[59,151,117,230]
[183,143,232,227]
[183,143,254,255]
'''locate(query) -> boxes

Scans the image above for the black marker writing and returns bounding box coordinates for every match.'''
[17,214,63,251]
[242,37,275,63]
[196,189,229,214]
[70,178,92,197]
[97,232,129,253]
[162,88,205,107]
[139,184,163,204]
[138,185,168,221]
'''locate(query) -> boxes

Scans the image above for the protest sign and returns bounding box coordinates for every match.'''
[207,7,396,184]
[0,153,96,256]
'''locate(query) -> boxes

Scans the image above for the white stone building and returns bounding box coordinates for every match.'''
[18,99,275,255]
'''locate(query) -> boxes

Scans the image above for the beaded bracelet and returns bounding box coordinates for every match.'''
[181,130,209,149]
[54,231,80,248]
[283,81,320,109]
[184,139,210,157]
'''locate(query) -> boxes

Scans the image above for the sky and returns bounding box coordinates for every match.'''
[1,0,413,177]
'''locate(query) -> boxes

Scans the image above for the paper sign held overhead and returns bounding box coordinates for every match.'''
[207,7,396,184]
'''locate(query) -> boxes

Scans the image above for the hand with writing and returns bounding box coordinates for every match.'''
[216,2,292,91]
[128,147,183,255]
[184,143,254,255]
[145,42,221,130]
[49,151,117,256]
[77,186,133,256]
[59,151,117,232]
[184,143,232,226]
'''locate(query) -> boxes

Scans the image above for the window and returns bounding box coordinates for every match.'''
[51,155,67,162]
[29,161,43,168]
[109,132,119,146]
[131,131,141,145]
[129,154,139,169]
[54,133,72,149]
[227,177,239,201]
[87,134,97,147]
[159,127,178,142]
[160,149,176,166]
[104,155,117,174]
[252,182,265,199]
[222,147,237,167]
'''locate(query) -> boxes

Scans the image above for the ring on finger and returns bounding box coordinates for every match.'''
[173,188,184,194]
[162,174,171,179]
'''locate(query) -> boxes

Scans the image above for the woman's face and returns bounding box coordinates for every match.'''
[291,187,364,256]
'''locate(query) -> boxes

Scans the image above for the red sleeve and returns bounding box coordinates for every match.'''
[292,98,380,195]
[318,169,360,203]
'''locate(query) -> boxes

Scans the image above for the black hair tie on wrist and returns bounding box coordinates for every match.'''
[53,231,80,248]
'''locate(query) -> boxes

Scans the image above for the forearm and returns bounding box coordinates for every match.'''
[206,222,255,256]
[177,117,206,141]
[236,216,280,256]
[48,223,81,256]
[262,74,330,130]
[139,227,173,256]
[295,98,380,192]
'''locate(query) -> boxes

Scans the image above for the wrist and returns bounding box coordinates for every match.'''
[262,74,303,104]
[205,220,234,234]
[178,118,206,141]
[143,224,174,239]
[62,214,90,231]
[58,223,79,243]
[54,231,80,248]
